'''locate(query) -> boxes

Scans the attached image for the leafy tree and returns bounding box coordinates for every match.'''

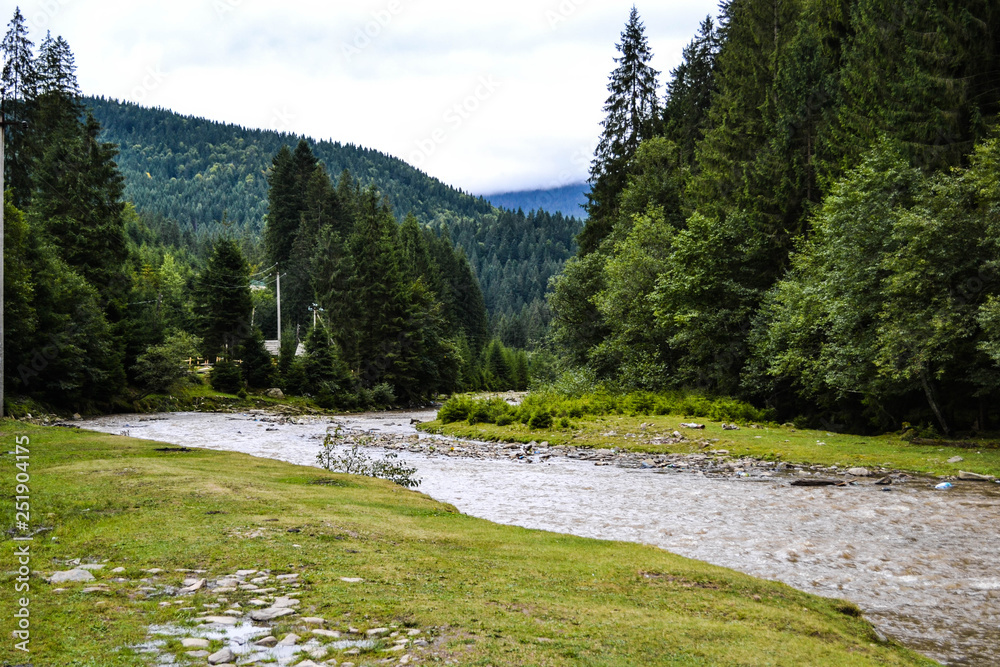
[132,331,202,398]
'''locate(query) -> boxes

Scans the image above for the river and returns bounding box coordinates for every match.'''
[80,410,1000,666]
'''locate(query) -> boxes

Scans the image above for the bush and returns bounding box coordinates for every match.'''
[210,358,243,394]
[132,331,202,397]
[317,427,421,488]
[438,395,475,423]
[527,410,553,430]
[371,382,395,408]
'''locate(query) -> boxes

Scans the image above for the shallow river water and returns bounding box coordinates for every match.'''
[81,410,1000,666]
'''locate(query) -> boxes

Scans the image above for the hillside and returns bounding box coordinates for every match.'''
[84,96,581,332]
[85,96,495,235]
[484,183,590,218]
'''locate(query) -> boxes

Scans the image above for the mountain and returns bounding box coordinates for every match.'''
[83,96,581,332]
[85,96,495,237]
[483,183,589,218]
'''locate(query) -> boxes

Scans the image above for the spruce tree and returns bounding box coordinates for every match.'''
[662,16,720,168]
[194,238,252,359]
[1,8,36,205]
[580,6,660,254]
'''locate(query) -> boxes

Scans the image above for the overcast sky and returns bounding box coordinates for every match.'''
[14,0,720,195]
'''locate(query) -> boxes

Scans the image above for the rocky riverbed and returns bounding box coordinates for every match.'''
[82,410,1000,666]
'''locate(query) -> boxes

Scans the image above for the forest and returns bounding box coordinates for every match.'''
[6,0,1000,438]
[552,1,1000,435]
[0,9,547,413]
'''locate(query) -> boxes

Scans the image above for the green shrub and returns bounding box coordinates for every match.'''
[210,358,243,394]
[528,410,553,430]
[371,383,395,408]
[438,395,474,423]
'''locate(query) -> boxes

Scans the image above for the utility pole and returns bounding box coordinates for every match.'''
[276,270,282,344]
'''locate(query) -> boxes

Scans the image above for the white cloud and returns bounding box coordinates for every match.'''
[16,0,719,193]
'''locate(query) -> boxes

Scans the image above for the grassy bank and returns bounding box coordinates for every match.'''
[419,394,1000,479]
[0,421,935,666]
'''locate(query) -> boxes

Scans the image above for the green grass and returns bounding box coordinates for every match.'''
[0,421,936,666]
[421,411,1000,479]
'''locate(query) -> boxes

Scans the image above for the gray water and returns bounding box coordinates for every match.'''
[82,410,1000,666]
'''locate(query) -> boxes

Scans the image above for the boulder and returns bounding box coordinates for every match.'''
[48,569,95,584]
[846,468,870,477]
[948,456,964,464]
[197,615,238,626]
[207,647,234,665]
[253,636,278,647]
[181,638,210,649]
[277,633,299,647]
[265,388,285,399]
[249,607,296,621]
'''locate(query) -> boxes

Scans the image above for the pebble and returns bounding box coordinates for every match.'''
[340,577,364,583]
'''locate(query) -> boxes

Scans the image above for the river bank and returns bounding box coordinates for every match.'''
[79,409,1000,665]
[0,417,934,667]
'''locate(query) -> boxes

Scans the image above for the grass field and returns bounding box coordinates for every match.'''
[421,408,1000,480]
[0,420,937,666]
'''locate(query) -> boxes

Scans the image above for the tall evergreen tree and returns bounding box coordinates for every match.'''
[194,238,252,359]
[1,8,36,206]
[579,6,661,254]
[662,16,720,168]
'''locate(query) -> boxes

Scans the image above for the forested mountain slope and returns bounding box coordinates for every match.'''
[85,96,495,235]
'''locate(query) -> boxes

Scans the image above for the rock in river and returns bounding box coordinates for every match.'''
[959,470,995,482]
[207,647,234,665]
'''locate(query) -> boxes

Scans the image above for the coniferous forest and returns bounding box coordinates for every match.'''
[552,3,1000,435]
[5,0,1000,438]
[1,8,563,412]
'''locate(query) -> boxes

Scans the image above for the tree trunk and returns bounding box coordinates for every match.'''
[920,370,950,436]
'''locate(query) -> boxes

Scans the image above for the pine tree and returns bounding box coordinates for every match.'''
[579,6,661,254]
[1,8,36,206]
[662,16,720,167]
[1,8,35,102]
[194,238,252,359]
[264,145,299,268]
[239,327,276,389]
[36,32,78,96]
